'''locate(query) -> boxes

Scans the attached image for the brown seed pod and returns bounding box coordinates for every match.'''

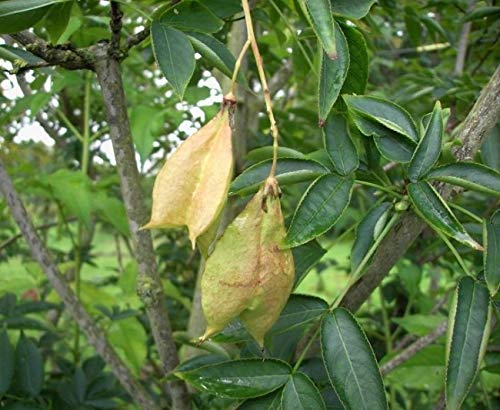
[143,95,235,247]
[200,178,295,347]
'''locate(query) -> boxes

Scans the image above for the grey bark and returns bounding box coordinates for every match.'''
[0,158,159,410]
[93,45,189,409]
[340,66,500,312]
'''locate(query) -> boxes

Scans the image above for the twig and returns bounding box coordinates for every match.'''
[93,43,189,409]
[110,2,124,57]
[380,321,447,375]
[0,217,77,253]
[241,0,280,179]
[0,157,159,410]
[124,27,151,52]
[454,0,476,76]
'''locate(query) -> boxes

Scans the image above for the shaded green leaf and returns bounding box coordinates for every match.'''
[151,23,195,99]
[344,95,418,142]
[287,174,354,247]
[0,0,69,34]
[484,211,500,295]
[446,277,491,410]
[321,308,388,410]
[323,114,359,175]
[238,389,282,409]
[340,24,368,95]
[408,102,443,182]
[175,359,291,398]
[303,0,337,59]
[351,202,392,270]
[175,354,228,374]
[159,0,223,33]
[107,318,147,375]
[0,329,14,395]
[282,373,326,410]
[230,158,329,197]
[246,146,306,164]
[15,334,44,397]
[330,0,376,19]
[188,32,237,79]
[293,240,326,287]
[43,1,73,44]
[319,22,349,121]
[408,181,483,250]
[463,6,500,22]
[426,162,500,197]
[130,105,163,164]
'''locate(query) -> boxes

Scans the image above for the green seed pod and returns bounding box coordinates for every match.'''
[200,178,294,347]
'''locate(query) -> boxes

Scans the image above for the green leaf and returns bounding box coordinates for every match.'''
[330,0,376,19]
[287,174,353,247]
[344,95,418,142]
[321,308,388,410]
[43,169,92,228]
[408,182,483,250]
[246,146,306,164]
[323,114,359,175]
[0,0,69,34]
[130,104,163,163]
[107,318,147,376]
[214,295,327,343]
[159,0,224,33]
[151,23,195,99]
[302,0,337,59]
[43,1,73,44]
[463,6,500,22]
[340,24,368,95]
[238,389,282,409]
[293,240,326,287]
[281,373,326,410]
[484,211,500,295]
[175,359,291,398]
[408,102,443,182]
[351,202,392,270]
[446,277,492,410]
[187,32,236,79]
[426,162,500,197]
[318,22,349,121]
[392,315,446,337]
[481,125,500,170]
[0,329,14,395]
[230,158,329,197]
[15,334,44,397]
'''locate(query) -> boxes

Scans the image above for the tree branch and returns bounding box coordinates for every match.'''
[124,27,151,52]
[92,44,189,409]
[340,66,500,312]
[0,157,159,410]
[381,321,447,375]
[8,31,92,70]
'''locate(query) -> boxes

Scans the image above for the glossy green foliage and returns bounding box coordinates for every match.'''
[318,23,350,121]
[15,333,44,397]
[151,23,195,99]
[446,277,491,410]
[230,158,329,196]
[408,102,443,181]
[0,0,70,34]
[175,359,291,398]
[0,329,14,395]
[340,24,368,96]
[351,202,392,270]
[302,0,337,59]
[188,32,237,79]
[321,309,388,410]
[344,95,419,142]
[323,114,359,175]
[159,0,223,33]
[293,240,326,287]
[281,373,326,409]
[287,174,354,247]
[484,211,500,295]
[408,182,482,250]
[426,162,500,196]
[330,0,376,19]
[238,389,282,409]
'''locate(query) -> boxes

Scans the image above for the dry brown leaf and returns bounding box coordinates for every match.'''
[143,99,235,247]
[200,178,294,347]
